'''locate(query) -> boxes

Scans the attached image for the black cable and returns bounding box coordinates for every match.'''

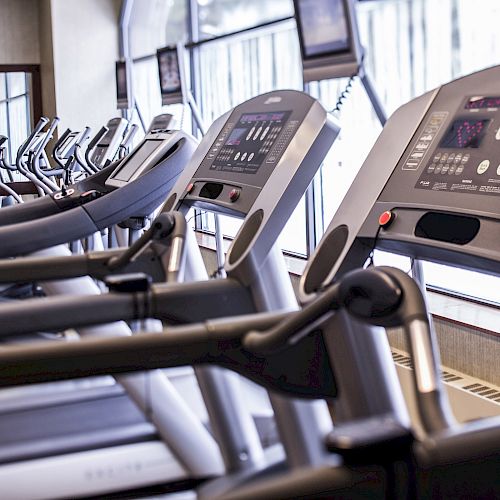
[329,74,357,115]
[366,224,383,268]
[187,210,207,224]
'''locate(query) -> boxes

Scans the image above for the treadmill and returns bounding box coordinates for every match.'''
[0,89,340,499]
[4,66,500,499]
[0,125,196,256]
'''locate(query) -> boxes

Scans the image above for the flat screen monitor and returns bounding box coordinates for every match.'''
[157,46,184,105]
[115,61,132,109]
[294,0,362,81]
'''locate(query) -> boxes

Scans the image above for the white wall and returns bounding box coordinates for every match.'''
[0,0,40,65]
[49,0,121,132]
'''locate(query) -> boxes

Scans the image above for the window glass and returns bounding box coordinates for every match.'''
[0,74,6,101]
[6,73,26,98]
[8,96,29,158]
[130,0,187,59]
[0,102,9,164]
[198,0,293,40]
[351,0,500,301]
[131,57,193,145]
[197,24,307,253]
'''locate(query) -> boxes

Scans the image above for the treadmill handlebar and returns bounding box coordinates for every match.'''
[244,266,456,434]
[243,266,407,355]
[107,212,177,271]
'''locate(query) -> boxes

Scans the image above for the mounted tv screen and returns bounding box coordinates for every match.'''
[157,45,184,105]
[115,61,132,109]
[294,0,362,81]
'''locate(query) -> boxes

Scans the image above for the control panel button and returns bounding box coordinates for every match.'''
[378,210,395,228]
[229,188,241,202]
[477,159,490,175]
[186,182,194,194]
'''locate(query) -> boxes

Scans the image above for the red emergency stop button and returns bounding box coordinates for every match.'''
[229,188,241,202]
[378,210,395,228]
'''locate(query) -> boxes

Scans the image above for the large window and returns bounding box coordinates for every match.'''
[130,0,500,302]
[195,22,308,254]
[197,0,293,40]
[0,71,31,179]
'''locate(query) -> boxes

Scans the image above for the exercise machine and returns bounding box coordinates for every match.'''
[0,89,340,498]
[0,125,194,252]
[4,65,500,498]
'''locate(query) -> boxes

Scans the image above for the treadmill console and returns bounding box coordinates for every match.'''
[105,130,178,189]
[178,91,323,217]
[414,98,500,196]
[301,65,500,295]
[148,114,173,134]
[380,68,500,214]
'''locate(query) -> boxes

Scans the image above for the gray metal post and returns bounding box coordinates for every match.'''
[182,230,265,472]
[119,0,134,121]
[359,68,387,127]
[187,91,227,279]
[411,258,427,292]
[321,310,410,425]
[245,244,334,468]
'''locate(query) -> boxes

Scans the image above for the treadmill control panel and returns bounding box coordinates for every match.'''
[180,91,316,217]
[209,111,294,174]
[413,96,500,197]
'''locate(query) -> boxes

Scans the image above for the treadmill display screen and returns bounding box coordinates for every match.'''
[210,111,292,174]
[110,140,161,182]
[439,119,490,149]
[296,0,350,57]
[465,96,500,109]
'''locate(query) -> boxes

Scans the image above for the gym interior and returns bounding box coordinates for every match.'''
[0,0,499,498]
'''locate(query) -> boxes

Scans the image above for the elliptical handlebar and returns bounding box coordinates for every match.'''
[29,117,61,191]
[51,128,72,169]
[85,126,108,171]
[16,116,49,167]
[32,116,59,161]
[72,126,97,175]
[0,135,16,172]
[118,124,139,159]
